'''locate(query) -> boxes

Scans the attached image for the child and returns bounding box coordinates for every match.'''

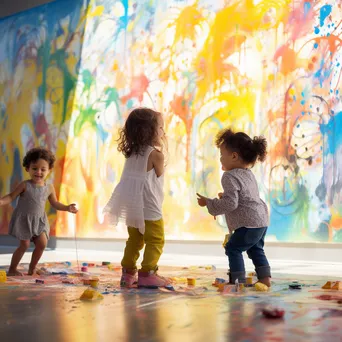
[104,107,170,288]
[197,129,271,287]
[0,147,78,276]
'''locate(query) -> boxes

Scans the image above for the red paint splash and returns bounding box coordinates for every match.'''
[121,74,150,104]
[316,294,333,301]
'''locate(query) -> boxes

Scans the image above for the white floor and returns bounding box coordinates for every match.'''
[1,248,342,278]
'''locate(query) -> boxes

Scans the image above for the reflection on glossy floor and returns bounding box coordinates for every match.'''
[1,262,342,342]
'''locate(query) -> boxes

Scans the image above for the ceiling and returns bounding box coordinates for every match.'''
[0,0,55,19]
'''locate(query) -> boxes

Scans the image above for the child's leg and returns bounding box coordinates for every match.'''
[138,219,169,287]
[121,227,144,270]
[141,219,164,272]
[226,227,268,284]
[246,228,271,287]
[29,233,47,275]
[225,228,248,283]
[8,240,30,276]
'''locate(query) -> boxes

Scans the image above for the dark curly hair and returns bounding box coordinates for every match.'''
[118,107,162,158]
[23,147,56,169]
[215,129,267,165]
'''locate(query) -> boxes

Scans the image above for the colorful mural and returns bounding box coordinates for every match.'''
[0,0,341,242]
[0,0,89,236]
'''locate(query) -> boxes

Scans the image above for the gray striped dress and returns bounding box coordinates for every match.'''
[9,181,52,241]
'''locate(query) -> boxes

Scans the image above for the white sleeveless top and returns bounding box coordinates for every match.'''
[103,146,164,234]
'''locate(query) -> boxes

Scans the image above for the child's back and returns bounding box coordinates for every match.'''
[104,107,169,288]
[104,145,164,233]
[215,168,268,233]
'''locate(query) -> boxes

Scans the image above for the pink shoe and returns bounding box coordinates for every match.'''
[137,270,171,288]
[120,269,137,287]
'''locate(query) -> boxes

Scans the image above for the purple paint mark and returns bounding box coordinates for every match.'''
[304,2,311,18]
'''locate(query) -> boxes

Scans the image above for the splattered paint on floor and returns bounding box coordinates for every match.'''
[1,262,342,342]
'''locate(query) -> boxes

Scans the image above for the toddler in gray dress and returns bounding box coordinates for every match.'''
[0,147,78,276]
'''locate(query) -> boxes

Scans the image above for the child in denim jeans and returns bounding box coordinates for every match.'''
[197,129,271,287]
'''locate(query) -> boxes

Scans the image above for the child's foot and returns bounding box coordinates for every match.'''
[28,267,41,276]
[137,270,171,288]
[120,268,137,288]
[258,277,271,287]
[7,268,23,276]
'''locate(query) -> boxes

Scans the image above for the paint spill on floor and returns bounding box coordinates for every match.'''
[1,262,342,341]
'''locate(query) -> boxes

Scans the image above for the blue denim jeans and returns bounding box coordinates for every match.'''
[225,227,271,284]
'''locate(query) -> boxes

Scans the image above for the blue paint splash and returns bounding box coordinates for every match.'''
[320,111,342,155]
[320,5,332,27]
[314,59,332,87]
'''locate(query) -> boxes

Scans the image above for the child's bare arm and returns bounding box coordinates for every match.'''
[0,182,26,206]
[151,150,164,177]
[48,185,78,213]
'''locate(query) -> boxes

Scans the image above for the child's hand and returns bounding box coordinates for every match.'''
[218,192,223,199]
[196,193,208,207]
[67,204,78,214]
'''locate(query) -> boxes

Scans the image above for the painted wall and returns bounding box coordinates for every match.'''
[0,0,89,236]
[0,0,341,242]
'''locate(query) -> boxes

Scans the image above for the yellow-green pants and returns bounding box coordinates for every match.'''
[121,219,164,272]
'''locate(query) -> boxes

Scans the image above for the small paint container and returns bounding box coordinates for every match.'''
[65,261,72,267]
[187,277,196,286]
[81,266,88,272]
[262,307,285,319]
[90,279,99,288]
[102,261,111,266]
[88,263,95,267]
[0,270,7,283]
[164,284,175,291]
[216,278,226,284]
[82,262,88,267]
[36,279,44,284]
[246,276,253,285]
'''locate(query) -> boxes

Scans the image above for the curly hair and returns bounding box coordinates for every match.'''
[118,107,162,158]
[215,128,267,165]
[23,147,56,169]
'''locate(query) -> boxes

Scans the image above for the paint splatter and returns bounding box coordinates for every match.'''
[0,0,341,243]
[320,5,332,27]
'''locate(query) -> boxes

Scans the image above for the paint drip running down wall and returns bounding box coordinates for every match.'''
[0,0,341,242]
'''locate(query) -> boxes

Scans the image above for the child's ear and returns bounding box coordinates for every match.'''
[232,152,239,160]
